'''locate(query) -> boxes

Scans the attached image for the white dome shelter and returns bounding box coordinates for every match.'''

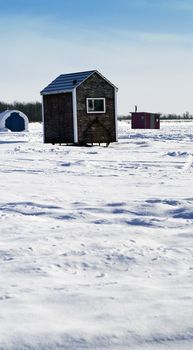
[0,110,29,132]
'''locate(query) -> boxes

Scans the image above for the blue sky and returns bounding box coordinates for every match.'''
[0,0,193,114]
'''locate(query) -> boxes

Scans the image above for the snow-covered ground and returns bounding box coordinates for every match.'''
[0,121,193,349]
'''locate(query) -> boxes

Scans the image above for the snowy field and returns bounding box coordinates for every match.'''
[0,120,193,350]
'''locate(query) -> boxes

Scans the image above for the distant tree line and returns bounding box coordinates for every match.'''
[1,101,192,122]
[161,111,193,119]
[118,111,193,120]
[0,101,42,123]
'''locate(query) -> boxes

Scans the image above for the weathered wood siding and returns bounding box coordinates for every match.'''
[76,72,116,144]
[43,93,74,143]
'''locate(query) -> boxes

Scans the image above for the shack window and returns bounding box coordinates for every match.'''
[86,98,106,113]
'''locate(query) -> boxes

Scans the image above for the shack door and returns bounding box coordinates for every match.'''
[43,93,74,144]
[150,114,156,129]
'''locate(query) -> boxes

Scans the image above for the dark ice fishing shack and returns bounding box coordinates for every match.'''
[40,70,118,145]
[131,112,160,129]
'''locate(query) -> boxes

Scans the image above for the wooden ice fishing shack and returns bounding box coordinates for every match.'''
[131,112,160,129]
[40,70,118,145]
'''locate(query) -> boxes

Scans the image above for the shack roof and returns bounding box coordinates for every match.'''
[131,112,161,116]
[40,70,117,95]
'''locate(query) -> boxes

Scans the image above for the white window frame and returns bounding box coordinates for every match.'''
[86,98,106,114]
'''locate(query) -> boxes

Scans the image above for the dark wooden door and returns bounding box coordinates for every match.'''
[43,93,74,143]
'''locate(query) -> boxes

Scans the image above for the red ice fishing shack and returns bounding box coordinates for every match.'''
[131,112,160,129]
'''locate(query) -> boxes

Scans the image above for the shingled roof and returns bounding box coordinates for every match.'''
[40,70,95,95]
[40,70,117,95]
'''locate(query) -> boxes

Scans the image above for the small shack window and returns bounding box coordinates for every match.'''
[86,98,106,113]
